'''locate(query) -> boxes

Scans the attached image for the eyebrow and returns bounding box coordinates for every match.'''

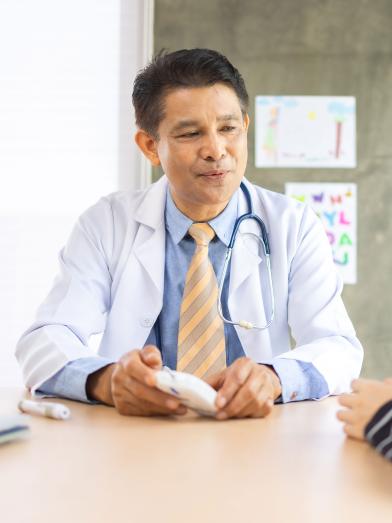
[170,114,241,133]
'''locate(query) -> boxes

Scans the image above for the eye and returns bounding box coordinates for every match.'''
[178,131,200,138]
[221,125,237,132]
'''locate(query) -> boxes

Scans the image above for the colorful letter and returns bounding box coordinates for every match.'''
[339,233,352,246]
[334,252,349,265]
[312,192,324,203]
[324,211,336,227]
[292,194,305,203]
[330,194,342,205]
[326,231,335,245]
[339,211,351,225]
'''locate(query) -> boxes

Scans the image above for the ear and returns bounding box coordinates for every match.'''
[243,113,250,132]
[134,130,161,166]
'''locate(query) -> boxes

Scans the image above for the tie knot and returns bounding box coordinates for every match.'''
[188,222,215,246]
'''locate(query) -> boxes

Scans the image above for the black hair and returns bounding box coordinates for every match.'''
[132,48,249,138]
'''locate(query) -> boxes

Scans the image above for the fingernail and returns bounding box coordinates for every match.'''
[216,411,228,420]
[217,396,226,408]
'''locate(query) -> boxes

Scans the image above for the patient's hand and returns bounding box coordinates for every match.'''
[337,378,392,440]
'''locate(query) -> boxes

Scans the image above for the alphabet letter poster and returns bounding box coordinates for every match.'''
[285,183,357,284]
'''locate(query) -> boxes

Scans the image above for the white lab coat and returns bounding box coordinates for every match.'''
[16,176,363,394]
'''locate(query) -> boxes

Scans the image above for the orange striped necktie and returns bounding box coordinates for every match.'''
[176,222,226,379]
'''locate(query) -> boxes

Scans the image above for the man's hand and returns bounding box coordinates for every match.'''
[86,345,187,417]
[337,378,392,440]
[205,358,282,420]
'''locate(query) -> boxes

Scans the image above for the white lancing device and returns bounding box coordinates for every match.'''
[18,400,71,420]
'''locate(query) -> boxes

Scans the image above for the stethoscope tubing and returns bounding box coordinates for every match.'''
[217,182,275,330]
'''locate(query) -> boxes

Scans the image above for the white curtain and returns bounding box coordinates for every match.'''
[0,0,153,386]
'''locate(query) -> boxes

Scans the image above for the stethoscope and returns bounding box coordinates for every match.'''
[217,181,275,330]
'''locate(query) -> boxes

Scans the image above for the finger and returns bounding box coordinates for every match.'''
[343,422,364,441]
[237,386,273,419]
[232,374,273,419]
[140,345,163,370]
[336,409,356,424]
[117,390,187,417]
[338,393,357,408]
[218,369,266,419]
[125,375,185,411]
[205,371,225,390]
[112,362,184,412]
[251,398,273,418]
[215,358,254,409]
[116,376,188,415]
[350,379,362,392]
[121,349,157,387]
[131,395,187,416]
[384,378,392,385]
[351,378,373,393]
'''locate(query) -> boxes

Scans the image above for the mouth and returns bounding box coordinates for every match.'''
[198,169,229,178]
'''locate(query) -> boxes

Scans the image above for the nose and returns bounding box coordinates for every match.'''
[200,132,226,162]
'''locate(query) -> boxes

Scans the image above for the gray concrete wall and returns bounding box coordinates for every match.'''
[154,0,392,377]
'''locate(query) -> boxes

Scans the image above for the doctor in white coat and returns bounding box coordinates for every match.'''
[16,49,363,419]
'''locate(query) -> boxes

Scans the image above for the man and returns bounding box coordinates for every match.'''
[16,49,363,419]
[338,378,392,460]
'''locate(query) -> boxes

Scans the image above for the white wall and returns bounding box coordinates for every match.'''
[0,0,153,386]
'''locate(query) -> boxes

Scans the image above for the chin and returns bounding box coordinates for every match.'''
[207,182,237,200]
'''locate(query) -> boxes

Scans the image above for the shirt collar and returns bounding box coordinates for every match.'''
[165,187,238,247]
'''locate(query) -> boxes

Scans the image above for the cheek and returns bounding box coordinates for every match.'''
[241,149,248,169]
[157,144,190,173]
[239,133,248,154]
[230,132,248,158]
[156,142,169,167]
[232,143,248,172]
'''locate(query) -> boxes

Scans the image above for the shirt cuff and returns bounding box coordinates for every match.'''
[37,357,115,404]
[260,359,329,403]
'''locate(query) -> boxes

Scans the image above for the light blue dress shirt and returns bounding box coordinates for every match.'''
[39,188,329,403]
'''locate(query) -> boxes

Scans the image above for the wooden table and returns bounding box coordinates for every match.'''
[1,388,391,523]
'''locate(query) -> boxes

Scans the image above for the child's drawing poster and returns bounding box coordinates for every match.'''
[285,183,357,284]
[255,96,356,168]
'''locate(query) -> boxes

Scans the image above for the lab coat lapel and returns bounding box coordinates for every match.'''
[120,177,166,350]
[101,178,168,357]
[133,177,167,297]
[133,223,165,294]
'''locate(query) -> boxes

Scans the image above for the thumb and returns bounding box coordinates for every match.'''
[140,345,162,369]
[205,371,225,391]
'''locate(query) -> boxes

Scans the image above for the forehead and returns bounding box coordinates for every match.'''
[159,83,243,127]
